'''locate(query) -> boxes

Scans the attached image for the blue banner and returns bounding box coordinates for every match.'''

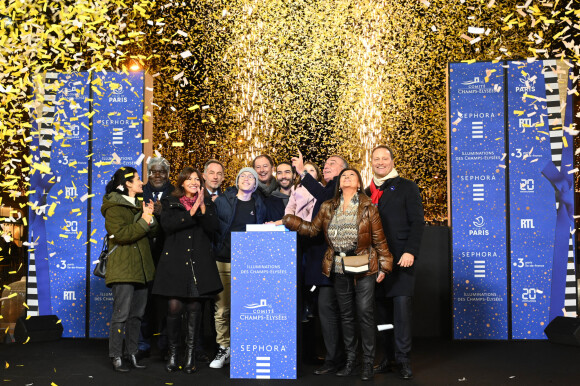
[231,231,297,379]
[449,61,508,339]
[89,71,145,338]
[29,71,90,337]
[507,60,557,339]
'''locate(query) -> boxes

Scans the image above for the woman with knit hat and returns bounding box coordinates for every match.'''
[209,167,267,369]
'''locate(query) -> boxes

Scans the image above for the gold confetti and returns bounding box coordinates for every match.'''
[0,0,578,227]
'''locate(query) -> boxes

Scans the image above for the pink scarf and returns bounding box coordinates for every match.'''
[179,194,198,211]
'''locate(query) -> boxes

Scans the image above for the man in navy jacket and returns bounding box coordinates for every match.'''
[365,145,424,380]
[210,167,267,369]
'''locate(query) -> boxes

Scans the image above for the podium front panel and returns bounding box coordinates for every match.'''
[231,231,297,379]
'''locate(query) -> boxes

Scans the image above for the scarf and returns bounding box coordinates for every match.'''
[143,181,173,202]
[258,177,279,197]
[369,168,399,205]
[179,194,198,211]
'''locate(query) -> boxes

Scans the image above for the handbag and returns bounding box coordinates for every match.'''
[93,235,118,278]
[341,254,369,274]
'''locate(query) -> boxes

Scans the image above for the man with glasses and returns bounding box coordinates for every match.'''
[210,167,267,369]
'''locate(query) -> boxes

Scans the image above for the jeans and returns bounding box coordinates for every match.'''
[109,283,148,358]
[333,274,376,364]
[138,282,154,352]
[214,261,231,347]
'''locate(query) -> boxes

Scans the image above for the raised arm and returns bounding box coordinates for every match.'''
[300,173,329,202]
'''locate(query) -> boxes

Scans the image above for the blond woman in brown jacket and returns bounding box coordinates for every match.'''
[283,168,393,381]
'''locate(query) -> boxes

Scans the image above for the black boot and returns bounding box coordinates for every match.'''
[128,354,147,369]
[336,360,356,377]
[361,362,374,381]
[111,356,130,372]
[165,315,180,372]
[183,310,200,374]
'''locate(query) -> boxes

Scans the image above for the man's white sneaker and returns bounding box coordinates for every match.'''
[209,346,230,368]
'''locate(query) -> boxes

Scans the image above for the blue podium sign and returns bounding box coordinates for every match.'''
[231,231,297,379]
[449,61,509,339]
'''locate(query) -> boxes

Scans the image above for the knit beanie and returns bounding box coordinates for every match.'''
[236,167,259,192]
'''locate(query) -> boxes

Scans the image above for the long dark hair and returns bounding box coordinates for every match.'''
[330,168,367,207]
[296,161,324,188]
[105,167,138,194]
[172,166,205,198]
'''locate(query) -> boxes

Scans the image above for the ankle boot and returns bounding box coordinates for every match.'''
[128,353,147,369]
[111,356,130,372]
[165,315,180,372]
[183,310,200,374]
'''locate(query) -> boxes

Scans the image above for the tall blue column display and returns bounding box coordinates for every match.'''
[449,62,508,339]
[89,71,145,338]
[449,59,576,340]
[507,60,569,338]
[28,72,90,337]
[230,231,297,379]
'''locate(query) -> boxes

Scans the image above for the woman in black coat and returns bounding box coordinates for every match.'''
[152,167,223,373]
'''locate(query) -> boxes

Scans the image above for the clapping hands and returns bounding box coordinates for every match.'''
[141,199,154,223]
[189,192,206,216]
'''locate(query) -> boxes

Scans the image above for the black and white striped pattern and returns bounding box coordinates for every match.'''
[543,59,563,170]
[565,237,577,315]
[543,60,577,316]
[26,231,38,316]
[27,72,58,316]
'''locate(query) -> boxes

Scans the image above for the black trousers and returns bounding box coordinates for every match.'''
[333,274,376,365]
[376,295,412,364]
[109,283,148,358]
[318,285,342,365]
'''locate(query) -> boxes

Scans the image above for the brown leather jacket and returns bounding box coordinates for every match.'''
[283,193,393,278]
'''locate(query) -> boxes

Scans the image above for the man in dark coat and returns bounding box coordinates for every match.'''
[199,158,225,362]
[365,145,424,380]
[291,150,347,375]
[138,157,174,360]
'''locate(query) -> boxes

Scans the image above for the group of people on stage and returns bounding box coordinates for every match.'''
[100,144,425,381]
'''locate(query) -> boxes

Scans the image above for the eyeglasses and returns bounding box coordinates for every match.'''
[239,174,255,180]
[149,170,167,176]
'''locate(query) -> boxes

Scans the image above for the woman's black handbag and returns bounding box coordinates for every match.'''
[93,236,117,278]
